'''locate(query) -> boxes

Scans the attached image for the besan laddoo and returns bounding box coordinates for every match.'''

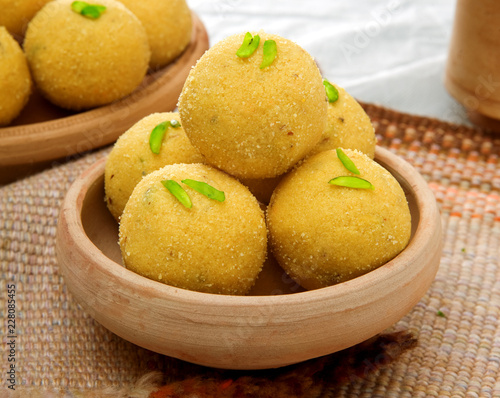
[0,0,52,39]
[119,163,268,295]
[23,0,150,110]
[267,148,411,290]
[309,81,376,159]
[0,26,32,126]
[117,0,192,69]
[179,31,328,179]
[104,112,205,221]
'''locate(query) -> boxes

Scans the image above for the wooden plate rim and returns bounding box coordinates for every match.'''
[0,12,208,167]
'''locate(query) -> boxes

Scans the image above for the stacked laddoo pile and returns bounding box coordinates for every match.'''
[105,31,411,295]
[0,0,192,125]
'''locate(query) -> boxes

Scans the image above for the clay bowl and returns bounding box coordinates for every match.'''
[0,12,208,184]
[56,146,442,370]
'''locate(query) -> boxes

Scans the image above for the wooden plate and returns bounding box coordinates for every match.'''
[0,12,208,184]
[56,147,443,370]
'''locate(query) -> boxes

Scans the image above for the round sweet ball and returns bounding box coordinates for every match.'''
[23,0,150,110]
[0,0,52,39]
[309,83,376,159]
[267,149,411,290]
[119,163,268,295]
[117,0,192,69]
[0,27,32,126]
[105,112,205,221]
[178,31,328,179]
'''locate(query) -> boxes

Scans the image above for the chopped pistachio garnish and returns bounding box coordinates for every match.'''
[323,79,339,103]
[71,1,106,19]
[329,176,374,190]
[161,180,192,208]
[236,32,261,58]
[260,39,277,69]
[149,121,168,154]
[71,1,87,13]
[182,179,225,202]
[336,148,360,175]
[437,310,446,318]
[149,120,181,154]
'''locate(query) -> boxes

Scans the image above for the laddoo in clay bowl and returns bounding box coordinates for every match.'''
[56,31,443,370]
[0,0,209,183]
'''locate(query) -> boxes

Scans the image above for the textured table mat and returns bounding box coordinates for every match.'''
[1,104,499,397]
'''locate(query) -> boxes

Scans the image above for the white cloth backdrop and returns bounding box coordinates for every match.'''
[186,0,469,126]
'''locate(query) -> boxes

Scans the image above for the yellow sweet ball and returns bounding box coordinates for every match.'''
[179,31,328,179]
[0,0,52,39]
[267,149,411,290]
[0,27,32,126]
[104,112,205,221]
[309,82,377,159]
[119,163,268,295]
[23,0,150,110]
[117,0,192,69]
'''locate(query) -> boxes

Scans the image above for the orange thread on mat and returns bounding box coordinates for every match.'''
[149,385,175,398]
[219,379,233,390]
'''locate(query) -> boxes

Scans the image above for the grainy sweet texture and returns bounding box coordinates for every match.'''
[104,112,204,221]
[23,0,150,110]
[0,27,32,126]
[238,83,376,204]
[0,0,52,38]
[178,31,328,179]
[308,83,377,159]
[0,104,499,396]
[119,163,268,295]
[267,148,411,289]
[117,0,192,69]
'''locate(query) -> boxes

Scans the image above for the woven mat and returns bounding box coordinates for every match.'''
[1,104,500,397]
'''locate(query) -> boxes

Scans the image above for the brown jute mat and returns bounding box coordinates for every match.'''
[1,104,500,397]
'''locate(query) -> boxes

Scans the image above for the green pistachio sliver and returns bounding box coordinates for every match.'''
[71,1,87,12]
[328,176,374,190]
[336,148,360,175]
[81,4,106,18]
[71,1,106,19]
[323,79,339,103]
[260,39,277,69]
[161,180,192,208]
[236,32,260,58]
[149,121,169,154]
[236,32,252,55]
[181,179,225,202]
[149,119,181,154]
